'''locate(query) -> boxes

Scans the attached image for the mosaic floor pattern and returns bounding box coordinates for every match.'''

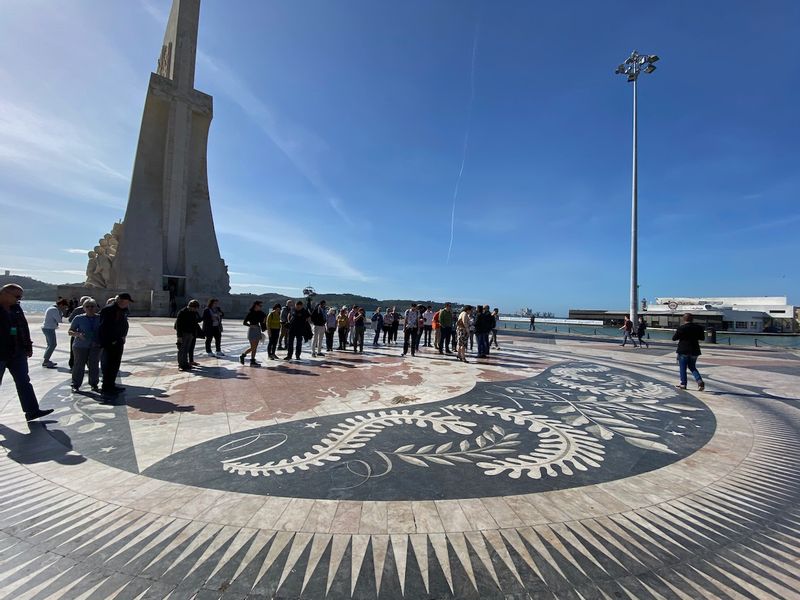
[1,319,799,599]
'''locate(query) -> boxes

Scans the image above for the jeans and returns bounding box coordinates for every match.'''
[372,325,381,346]
[101,343,124,390]
[338,327,348,350]
[477,332,489,356]
[177,333,195,367]
[268,328,280,356]
[326,327,335,351]
[286,331,303,358]
[0,354,40,416]
[678,354,703,387]
[353,327,365,352]
[423,326,432,346]
[440,326,452,352]
[621,332,638,347]
[205,326,222,353]
[390,323,399,343]
[490,329,498,347]
[403,328,418,355]
[42,328,57,363]
[278,324,288,349]
[72,345,101,388]
[469,331,474,351]
[312,325,326,355]
[636,333,648,348]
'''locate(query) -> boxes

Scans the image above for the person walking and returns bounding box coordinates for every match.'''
[353,308,366,353]
[672,313,705,391]
[278,300,292,351]
[490,308,500,349]
[67,295,91,368]
[41,298,68,368]
[68,298,101,391]
[439,303,454,354]
[456,305,473,362]
[98,293,133,395]
[202,298,225,356]
[414,309,424,353]
[402,303,420,357]
[382,309,393,344]
[285,300,311,360]
[325,307,337,352]
[310,300,327,357]
[240,301,266,366]
[619,316,639,348]
[267,303,281,360]
[336,308,349,350]
[636,316,649,349]
[175,300,201,371]
[0,284,53,421]
[422,306,433,347]
[529,315,536,331]
[371,307,384,347]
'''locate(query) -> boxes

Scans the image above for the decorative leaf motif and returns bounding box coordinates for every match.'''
[77,422,105,434]
[61,414,83,427]
[394,444,414,453]
[623,437,676,454]
[436,442,453,453]
[459,440,470,451]
[564,415,590,426]
[586,424,614,440]
[398,455,429,467]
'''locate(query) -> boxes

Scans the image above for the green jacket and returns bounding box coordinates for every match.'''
[439,309,453,327]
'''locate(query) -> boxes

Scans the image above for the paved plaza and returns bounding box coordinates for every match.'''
[1,318,799,599]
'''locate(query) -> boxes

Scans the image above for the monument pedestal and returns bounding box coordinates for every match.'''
[57,286,172,317]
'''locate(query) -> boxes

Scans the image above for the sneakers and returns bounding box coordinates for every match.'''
[207,352,215,357]
[676,384,687,390]
[70,386,79,393]
[42,361,57,369]
[91,385,100,392]
[250,360,261,367]
[216,351,226,356]
[25,408,54,421]
[698,381,705,391]
[239,354,246,365]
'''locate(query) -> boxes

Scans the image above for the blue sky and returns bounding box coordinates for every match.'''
[1,0,798,315]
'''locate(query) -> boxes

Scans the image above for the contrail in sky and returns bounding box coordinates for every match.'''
[447,25,479,264]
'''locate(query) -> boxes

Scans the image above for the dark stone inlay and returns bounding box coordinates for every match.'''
[135,362,714,499]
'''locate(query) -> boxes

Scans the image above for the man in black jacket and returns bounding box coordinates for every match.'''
[285,301,310,361]
[672,313,705,391]
[0,284,53,421]
[175,299,201,371]
[98,293,132,395]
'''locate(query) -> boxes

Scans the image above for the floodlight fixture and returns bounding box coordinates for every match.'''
[614,49,660,327]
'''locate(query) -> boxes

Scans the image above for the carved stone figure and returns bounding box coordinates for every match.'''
[85,250,103,287]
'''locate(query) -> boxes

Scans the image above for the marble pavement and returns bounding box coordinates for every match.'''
[1,317,799,599]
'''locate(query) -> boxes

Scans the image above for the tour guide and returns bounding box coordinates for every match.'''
[0,284,54,421]
[98,293,133,395]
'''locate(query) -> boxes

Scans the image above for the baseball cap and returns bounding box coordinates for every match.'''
[117,293,135,302]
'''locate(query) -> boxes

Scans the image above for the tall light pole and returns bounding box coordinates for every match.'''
[615,50,658,327]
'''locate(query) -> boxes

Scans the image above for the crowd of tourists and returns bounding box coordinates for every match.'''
[186,299,503,368]
[0,283,708,422]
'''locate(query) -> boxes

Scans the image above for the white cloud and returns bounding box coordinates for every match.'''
[216,207,369,282]
[197,51,359,228]
[64,248,91,255]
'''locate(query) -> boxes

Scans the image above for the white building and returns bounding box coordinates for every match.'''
[651,296,797,333]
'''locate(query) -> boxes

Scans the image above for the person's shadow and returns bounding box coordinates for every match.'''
[0,423,86,466]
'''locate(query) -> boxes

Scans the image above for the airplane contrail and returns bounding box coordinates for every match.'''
[447,25,479,264]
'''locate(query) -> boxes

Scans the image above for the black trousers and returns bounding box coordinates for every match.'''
[268,328,280,356]
[286,332,303,358]
[205,326,222,353]
[423,326,432,345]
[403,328,418,355]
[326,327,336,351]
[101,343,124,390]
[338,327,348,350]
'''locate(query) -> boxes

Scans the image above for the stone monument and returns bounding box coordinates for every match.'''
[61,0,230,314]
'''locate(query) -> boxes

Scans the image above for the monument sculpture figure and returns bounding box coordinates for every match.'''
[80,0,230,305]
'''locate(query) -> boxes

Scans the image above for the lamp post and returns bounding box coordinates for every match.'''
[615,50,658,327]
